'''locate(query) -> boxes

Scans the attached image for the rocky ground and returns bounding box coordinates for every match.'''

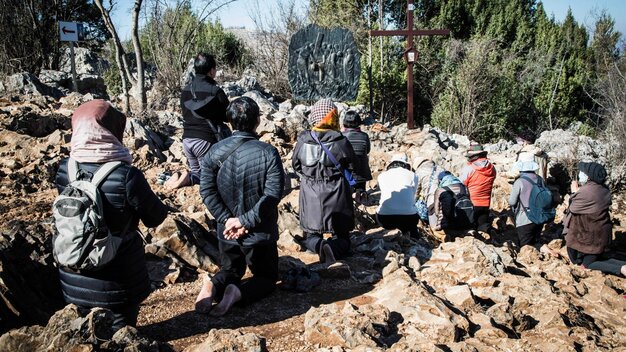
[1,71,626,351]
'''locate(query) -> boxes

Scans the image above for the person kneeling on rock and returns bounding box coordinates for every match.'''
[375,154,420,237]
[195,97,285,316]
[292,98,357,264]
[564,162,626,276]
[54,100,168,332]
[432,171,475,241]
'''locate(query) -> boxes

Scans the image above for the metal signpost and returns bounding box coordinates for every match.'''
[59,21,85,92]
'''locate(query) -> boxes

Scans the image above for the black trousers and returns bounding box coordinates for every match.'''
[567,247,624,276]
[474,206,491,232]
[377,213,420,237]
[211,241,278,305]
[354,181,367,192]
[516,223,543,247]
[304,232,351,260]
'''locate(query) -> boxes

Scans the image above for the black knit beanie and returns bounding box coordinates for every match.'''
[578,161,607,184]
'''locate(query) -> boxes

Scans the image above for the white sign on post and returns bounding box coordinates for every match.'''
[59,21,79,42]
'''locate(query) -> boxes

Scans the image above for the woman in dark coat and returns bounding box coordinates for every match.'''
[292,98,356,263]
[55,100,168,331]
[565,162,625,276]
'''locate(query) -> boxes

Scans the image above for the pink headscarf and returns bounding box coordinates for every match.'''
[70,100,133,164]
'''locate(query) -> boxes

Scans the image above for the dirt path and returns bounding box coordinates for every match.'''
[138,251,378,351]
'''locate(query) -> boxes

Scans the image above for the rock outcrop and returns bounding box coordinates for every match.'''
[0,305,172,351]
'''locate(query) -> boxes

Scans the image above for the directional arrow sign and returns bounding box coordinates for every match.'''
[59,21,79,42]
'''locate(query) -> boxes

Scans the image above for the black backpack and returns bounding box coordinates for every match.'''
[444,186,475,227]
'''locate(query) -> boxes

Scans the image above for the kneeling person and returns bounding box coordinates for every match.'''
[196,97,285,316]
[376,154,420,237]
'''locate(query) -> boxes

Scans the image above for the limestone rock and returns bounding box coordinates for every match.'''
[59,47,110,76]
[444,285,475,310]
[183,328,266,352]
[2,72,64,99]
[304,302,389,349]
[0,222,65,333]
[371,268,469,344]
[243,90,277,116]
[0,305,171,351]
[151,215,220,274]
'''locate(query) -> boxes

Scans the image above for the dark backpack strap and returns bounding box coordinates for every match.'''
[216,137,253,168]
[518,175,541,209]
[311,131,356,186]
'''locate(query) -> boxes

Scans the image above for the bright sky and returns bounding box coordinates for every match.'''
[111,0,626,42]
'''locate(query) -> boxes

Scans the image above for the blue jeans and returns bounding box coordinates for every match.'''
[183,138,212,185]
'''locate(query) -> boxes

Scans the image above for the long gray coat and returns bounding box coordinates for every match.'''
[292,130,356,234]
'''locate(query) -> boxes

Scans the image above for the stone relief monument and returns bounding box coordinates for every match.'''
[288,24,361,101]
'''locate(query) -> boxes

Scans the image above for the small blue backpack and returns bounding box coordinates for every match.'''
[520,176,555,224]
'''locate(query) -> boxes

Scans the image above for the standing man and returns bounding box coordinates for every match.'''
[165,53,230,190]
[195,97,285,316]
[459,143,496,234]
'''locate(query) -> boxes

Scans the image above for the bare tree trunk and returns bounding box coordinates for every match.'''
[93,0,134,113]
[131,0,146,111]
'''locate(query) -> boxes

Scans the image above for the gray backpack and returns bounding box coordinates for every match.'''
[52,159,126,270]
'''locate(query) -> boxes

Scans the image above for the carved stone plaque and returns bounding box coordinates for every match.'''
[288,24,361,101]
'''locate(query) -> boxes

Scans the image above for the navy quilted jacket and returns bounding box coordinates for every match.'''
[200,131,285,246]
[55,159,167,309]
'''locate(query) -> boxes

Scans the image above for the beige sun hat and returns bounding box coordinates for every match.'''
[514,152,539,172]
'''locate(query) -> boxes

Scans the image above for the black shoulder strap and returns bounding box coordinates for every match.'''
[216,138,253,168]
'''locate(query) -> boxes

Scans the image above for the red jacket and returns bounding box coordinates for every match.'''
[459,158,496,207]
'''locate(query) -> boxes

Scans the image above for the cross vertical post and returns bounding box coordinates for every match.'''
[370,0,449,129]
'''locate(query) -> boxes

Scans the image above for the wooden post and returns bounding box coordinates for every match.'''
[69,42,78,92]
[370,0,449,129]
[406,1,414,129]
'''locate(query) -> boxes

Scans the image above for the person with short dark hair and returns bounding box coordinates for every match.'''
[165,53,230,190]
[565,162,626,276]
[292,99,357,264]
[195,96,285,316]
[342,110,372,192]
[55,100,168,332]
[376,154,420,237]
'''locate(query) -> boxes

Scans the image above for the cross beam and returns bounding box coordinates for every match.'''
[370,0,449,129]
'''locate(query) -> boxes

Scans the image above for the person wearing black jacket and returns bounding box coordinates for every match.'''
[342,110,372,192]
[196,97,285,316]
[55,100,168,332]
[165,53,230,190]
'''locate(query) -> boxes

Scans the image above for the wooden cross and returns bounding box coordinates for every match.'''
[370,0,449,129]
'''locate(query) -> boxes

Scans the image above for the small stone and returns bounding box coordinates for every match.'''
[408,256,421,272]
[382,259,399,278]
[444,285,475,310]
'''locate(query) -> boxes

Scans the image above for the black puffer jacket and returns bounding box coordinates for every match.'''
[292,130,356,234]
[181,74,230,142]
[343,128,372,182]
[55,159,167,309]
[200,131,285,247]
